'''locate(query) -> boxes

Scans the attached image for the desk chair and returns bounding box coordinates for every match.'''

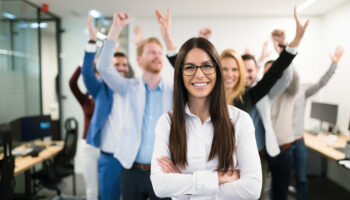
[0,124,15,200]
[33,117,78,198]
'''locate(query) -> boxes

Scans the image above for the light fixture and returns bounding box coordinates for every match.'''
[2,12,16,19]
[298,0,317,12]
[30,23,48,28]
[89,10,102,18]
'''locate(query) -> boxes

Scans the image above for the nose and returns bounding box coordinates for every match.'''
[194,67,205,79]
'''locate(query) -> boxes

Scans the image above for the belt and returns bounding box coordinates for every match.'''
[259,150,265,156]
[133,162,151,171]
[280,143,291,151]
[100,150,113,156]
[293,137,304,144]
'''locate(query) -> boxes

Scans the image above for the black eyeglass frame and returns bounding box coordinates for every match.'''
[182,64,217,76]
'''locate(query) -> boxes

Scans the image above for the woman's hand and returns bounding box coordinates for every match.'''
[157,156,181,173]
[218,170,240,184]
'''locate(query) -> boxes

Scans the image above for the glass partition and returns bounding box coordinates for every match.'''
[0,0,61,131]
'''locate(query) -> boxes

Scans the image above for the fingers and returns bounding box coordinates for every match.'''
[157,157,180,173]
[166,8,171,23]
[155,9,165,21]
[87,15,93,25]
[303,19,310,29]
[294,5,302,26]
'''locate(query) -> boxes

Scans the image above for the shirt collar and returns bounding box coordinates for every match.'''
[142,78,164,91]
[185,103,211,123]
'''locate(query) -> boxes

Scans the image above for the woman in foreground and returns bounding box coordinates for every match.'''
[151,37,262,200]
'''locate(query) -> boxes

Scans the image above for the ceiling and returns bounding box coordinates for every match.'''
[27,0,350,19]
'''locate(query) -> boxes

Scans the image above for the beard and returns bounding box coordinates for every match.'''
[144,60,162,74]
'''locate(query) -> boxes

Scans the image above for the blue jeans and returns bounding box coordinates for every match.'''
[292,139,308,200]
[98,152,123,200]
[267,146,293,200]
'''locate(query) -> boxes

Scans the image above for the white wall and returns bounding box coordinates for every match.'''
[60,17,89,173]
[317,2,350,133]
[129,16,322,84]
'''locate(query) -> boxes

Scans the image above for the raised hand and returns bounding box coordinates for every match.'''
[218,170,240,184]
[330,46,344,65]
[198,28,212,40]
[107,12,130,41]
[271,29,287,46]
[132,25,144,46]
[288,6,310,48]
[157,157,181,174]
[155,8,177,51]
[259,41,271,63]
[87,15,98,41]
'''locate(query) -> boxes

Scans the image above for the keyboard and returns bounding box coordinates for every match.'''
[23,145,46,157]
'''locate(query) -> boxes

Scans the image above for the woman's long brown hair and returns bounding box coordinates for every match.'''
[169,37,235,170]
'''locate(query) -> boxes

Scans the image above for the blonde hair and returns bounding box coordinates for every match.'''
[220,49,246,105]
[136,37,163,57]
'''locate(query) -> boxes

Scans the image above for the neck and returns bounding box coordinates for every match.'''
[188,96,210,124]
[225,88,232,104]
[143,70,161,90]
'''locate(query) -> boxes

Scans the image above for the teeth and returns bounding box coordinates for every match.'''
[193,83,208,87]
[225,79,233,83]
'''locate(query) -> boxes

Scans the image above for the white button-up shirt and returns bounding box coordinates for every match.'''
[151,105,262,200]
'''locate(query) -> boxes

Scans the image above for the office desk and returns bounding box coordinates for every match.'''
[304,132,349,160]
[1,140,64,199]
[13,141,64,176]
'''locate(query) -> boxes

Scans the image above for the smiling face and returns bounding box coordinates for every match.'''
[138,42,163,74]
[182,48,217,101]
[112,56,129,77]
[221,57,239,91]
[243,59,259,86]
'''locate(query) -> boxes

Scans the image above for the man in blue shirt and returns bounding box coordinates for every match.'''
[97,12,172,199]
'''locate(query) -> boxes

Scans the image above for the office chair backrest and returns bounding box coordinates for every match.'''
[62,118,78,162]
[0,124,15,200]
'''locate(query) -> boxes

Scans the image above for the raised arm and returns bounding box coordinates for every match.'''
[248,6,309,105]
[132,24,144,47]
[82,15,100,97]
[69,67,85,105]
[305,46,343,98]
[267,29,294,100]
[97,12,131,96]
[155,9,177,52]
[257,41,271,68]
[155,9,177,67]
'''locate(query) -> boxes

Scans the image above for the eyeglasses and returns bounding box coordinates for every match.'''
[183,64,216,76]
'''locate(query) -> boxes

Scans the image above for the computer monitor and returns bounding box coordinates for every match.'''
[310,102,338,129]
[10,115,52,143]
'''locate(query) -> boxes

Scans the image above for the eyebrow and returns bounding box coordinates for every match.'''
[183,60,212,65]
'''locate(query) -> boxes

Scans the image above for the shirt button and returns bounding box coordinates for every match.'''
[150,116,153,120]
[148,131,152,134]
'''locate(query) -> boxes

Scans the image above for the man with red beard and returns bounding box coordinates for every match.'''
[97,12,172,199]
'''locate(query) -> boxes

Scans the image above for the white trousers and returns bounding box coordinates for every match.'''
[82,141,100,200]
